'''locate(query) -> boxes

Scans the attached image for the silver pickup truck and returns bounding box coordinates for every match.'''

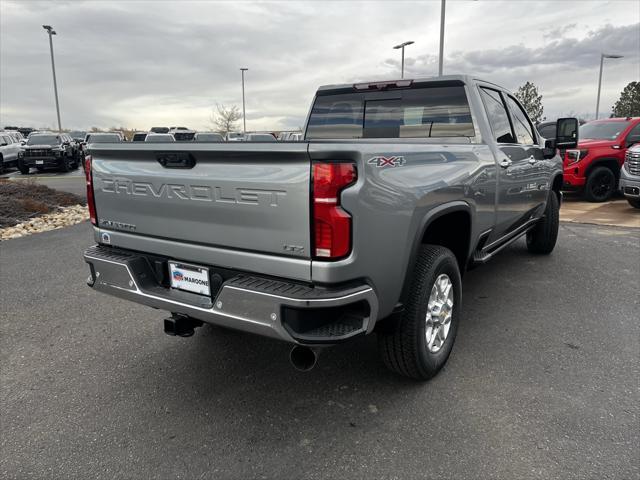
[83,75,578,380]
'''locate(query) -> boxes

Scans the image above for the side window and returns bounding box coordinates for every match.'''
[626,123,640,146]
[479,87,515,144]
[505,96,535,145]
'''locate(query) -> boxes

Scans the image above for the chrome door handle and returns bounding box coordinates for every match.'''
[528,156,537,165]
[499,158,513,169]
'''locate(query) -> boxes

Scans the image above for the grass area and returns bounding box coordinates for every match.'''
[0,178,86,227]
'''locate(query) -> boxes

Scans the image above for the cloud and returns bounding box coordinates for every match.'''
[1,1,639,130]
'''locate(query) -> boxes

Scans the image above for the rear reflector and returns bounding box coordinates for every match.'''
[312,162,356,260]
[85,155,97,225]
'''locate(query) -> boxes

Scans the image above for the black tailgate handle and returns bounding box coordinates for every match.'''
[156,152,195,169]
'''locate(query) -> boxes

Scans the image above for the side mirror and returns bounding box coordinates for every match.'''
[0,142,7,147]
[556,117,578,149]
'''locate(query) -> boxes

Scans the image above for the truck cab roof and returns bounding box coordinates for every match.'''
[316,74,502,94]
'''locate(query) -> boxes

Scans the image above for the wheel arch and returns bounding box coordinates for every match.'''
[551,174,563,204]
[585,157,621,180]
[399,202,473,305]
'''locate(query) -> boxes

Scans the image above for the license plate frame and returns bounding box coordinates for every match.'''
[168,261,211,297]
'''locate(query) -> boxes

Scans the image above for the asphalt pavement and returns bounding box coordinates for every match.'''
[1,222,639,479]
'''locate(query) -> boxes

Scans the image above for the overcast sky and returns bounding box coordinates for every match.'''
[1,0,639,131]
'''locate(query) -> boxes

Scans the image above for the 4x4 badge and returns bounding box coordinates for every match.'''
[368,155,406,168]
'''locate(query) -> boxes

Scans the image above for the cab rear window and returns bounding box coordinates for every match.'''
[306,85,474,139]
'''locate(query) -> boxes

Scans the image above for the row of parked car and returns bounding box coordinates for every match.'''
[2,119,638,208]
[0,127,305,175]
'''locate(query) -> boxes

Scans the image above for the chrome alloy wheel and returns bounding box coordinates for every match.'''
[425,274,453,353]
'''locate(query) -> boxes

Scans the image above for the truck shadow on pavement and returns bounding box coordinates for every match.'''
[108,239,563,448]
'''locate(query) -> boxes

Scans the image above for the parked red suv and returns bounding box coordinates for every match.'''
[563,117,640,201]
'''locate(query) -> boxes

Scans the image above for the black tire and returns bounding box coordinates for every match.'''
[59,155,72,173]
[17,160,30,175]
[0,155,4,175]
[378,245,461,380]
[526,191,559,254]
[584,166,616,202]
[627,198,640,209]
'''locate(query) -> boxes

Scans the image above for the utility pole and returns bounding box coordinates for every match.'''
[240,67,248,134]
[393,41,414,79]
[43,25,62,132]
[438,0,446,76]
[595,53,623,119]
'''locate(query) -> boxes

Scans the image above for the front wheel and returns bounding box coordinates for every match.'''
[17,160,30,175]
[585,166,616,202]
[627,198,640,209]
[59,156,72,172]
[378,245,461,380]
[526,191,559,254]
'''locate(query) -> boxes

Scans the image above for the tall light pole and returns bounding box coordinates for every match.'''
[42,25,62,132]
[438,0,446,76]
[240,67,248,134]
[595,53,623,119]
[393,41,414,79]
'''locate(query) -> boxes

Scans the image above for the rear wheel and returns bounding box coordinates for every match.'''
[526,191,560,254]
[627,198,640,209]
[585,166,616,202]
[378,245,461,380]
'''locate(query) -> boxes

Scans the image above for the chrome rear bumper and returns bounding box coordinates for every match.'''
[84,245,378,344]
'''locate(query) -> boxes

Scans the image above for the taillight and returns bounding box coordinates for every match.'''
[85,155,97,225]
[312,162,356,260]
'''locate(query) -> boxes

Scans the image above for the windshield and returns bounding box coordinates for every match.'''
[306,85,474,139]
[196,134,224,142]
[145,134,174,143]
[247,134,276,142]
[87,134,121,143]
[27,135,60,145]
[580,121,630,140]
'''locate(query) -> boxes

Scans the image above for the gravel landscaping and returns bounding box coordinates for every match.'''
[0,180,88,240]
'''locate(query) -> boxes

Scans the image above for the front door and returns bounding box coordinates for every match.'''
[503,94,548,212]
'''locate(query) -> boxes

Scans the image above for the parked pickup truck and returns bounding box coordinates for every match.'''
[18,133,79,174]
[563,117,640,202]
[83,75,578,380]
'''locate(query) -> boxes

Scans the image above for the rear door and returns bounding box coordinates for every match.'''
[479,87,535,237]
[90,143,312,259]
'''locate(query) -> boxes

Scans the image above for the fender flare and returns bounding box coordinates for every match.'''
[398,201,473,305]
[584,157,621,179]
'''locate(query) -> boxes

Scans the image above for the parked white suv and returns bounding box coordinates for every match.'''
[620,143,640,209]
[0,132,22,173]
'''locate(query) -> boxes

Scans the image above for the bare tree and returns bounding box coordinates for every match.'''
[210,104,242,135]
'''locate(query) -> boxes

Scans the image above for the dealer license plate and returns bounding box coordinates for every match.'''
[36,160,44,165]
[168,261,211,296]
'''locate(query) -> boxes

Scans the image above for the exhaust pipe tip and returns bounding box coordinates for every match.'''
[289,345,318,372]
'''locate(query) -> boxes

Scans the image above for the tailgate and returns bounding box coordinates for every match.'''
[91,143,311,259]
